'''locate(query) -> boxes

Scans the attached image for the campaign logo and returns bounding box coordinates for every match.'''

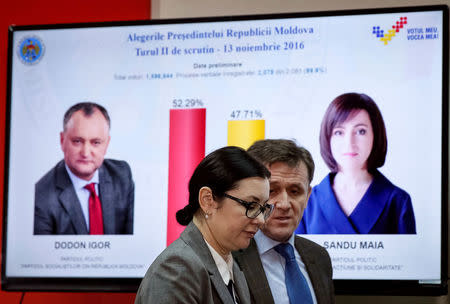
[17,36,45,65]
[372,17,407,45]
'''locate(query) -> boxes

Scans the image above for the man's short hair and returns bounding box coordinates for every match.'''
[63,102,110,131]
[247,139,315,184]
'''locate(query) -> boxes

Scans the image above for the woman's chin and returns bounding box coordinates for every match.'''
[234,238,252,251]
[338,162,367,172]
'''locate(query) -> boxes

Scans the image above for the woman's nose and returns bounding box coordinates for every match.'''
[345,132,356,147]
[254,212,265,227]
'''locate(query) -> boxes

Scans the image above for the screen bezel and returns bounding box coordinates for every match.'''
[2,4,448,295]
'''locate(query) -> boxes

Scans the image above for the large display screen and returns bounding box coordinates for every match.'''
[2,5,448,294]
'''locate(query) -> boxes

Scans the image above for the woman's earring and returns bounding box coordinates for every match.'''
[205,213,209,219]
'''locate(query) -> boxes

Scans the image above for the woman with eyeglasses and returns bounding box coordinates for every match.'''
[135,146,272,304]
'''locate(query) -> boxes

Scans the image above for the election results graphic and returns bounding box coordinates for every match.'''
[3,6,446,295]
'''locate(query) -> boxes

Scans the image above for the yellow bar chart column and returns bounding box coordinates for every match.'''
[227,119,265,150]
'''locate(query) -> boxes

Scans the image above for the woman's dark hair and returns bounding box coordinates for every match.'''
[176,146,271,225]
[319,92,387,173]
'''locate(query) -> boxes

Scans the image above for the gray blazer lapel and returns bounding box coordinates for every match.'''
[233,239,274,304]
[98,165,116,234]
[181,222,237,304]
[233,263,251,304]
[210,273,236,304]
[294,237,327,304]
[56,163,88,234]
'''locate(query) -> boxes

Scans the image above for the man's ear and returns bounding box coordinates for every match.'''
[306,186,312,204]
[198,186,217,215]
[60,132,65,148]
[105,135,111,150]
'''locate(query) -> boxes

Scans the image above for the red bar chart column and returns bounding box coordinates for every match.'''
[167,108,206,246]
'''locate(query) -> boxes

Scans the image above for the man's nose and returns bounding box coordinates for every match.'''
[80,143,90,156]
[274,190,290,210]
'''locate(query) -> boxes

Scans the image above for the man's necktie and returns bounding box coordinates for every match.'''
[227,280,239,304]
[84,183,104,235]
[274,243,313,304]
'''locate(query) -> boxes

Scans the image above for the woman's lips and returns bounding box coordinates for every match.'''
[243,230,257,238]
[343,152,358,156]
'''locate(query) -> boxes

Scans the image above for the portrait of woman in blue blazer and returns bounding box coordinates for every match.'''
[296,93,416,234]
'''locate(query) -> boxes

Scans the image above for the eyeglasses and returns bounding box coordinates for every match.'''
[223,193,274,220]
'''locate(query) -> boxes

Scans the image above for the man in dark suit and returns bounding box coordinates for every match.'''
[234,139,335,304]
[34,102,134,235]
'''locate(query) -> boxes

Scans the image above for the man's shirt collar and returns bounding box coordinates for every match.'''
[254,230,295,255]
[65,163,99,190]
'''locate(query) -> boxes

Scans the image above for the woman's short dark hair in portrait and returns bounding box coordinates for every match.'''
[319,92,387,173]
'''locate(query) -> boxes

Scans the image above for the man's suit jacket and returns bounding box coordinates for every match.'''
[34,159,134,235]
[233,236,335,304]
[135,222,251,304]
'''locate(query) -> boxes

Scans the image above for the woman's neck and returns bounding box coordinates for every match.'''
[332,169,374,216]
[334,169,373,188]
[193,215,230,260]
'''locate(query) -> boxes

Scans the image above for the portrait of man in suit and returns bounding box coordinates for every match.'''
[34,102,134,235]
[234,139,335,304]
